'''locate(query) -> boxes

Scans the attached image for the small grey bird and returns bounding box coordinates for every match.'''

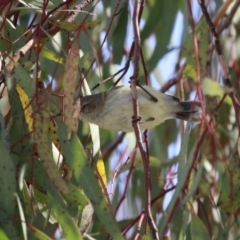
[79,85,202,132]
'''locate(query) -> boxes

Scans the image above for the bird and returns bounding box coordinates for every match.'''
[79,85,202,132]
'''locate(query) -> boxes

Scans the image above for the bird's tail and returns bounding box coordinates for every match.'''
[175,101,202,123]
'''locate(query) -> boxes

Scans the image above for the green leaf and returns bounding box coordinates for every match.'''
[181,19,209,79]
[150,120,178,162]
[0,140,16,215]
[21,181,33,218]
[29,228,52,240]
[218,150,240,212]
[49,194,83,240]
[142,0,179,71]
[0,16,11,52]
[33,89,68,194]
[24,156,81,239]
[5,69,31,161]
[12,62,35,99]
[40,47,65,64]
[182,162,204,205]
[0,208,19,240]
[0,229,8,240]
[63,182,89,209]
[183,64,197,81]
[190,215,210,240]
[112,5,128,64]
[0,77,17,217]
[57,122,124,240]
[202,78,224,96]
[142,233,153,240]
[202,78,232,104]
[170,207,184,239]
[49,18,101,31]
[1,18,30,52]
[24,157,70,218]
[158,123,194,237]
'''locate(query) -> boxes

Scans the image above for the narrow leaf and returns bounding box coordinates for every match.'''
[63,181,89,208]
[190,215,210,240]
[202,78,231,104]
[96,152,107,190]
[63,38,80,134]
[202,78,224,97]
[79,203,94,234]
[49,18,101,31]
[0,140,16,215]
[57,122,124,240]
[40,47,65,64]
[33,89,68,194]
[49,195,83,240]
[0,208,19,240]
[12,62,35,99]
[218,150,240,212]
[158,123,194,236]
[112,6,128,63]
[16,84,33,132]
[15,194,27,240]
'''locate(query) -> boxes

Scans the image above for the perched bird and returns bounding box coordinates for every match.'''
[79,85,202,132]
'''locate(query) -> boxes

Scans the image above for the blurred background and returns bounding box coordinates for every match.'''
[1,0,240,239]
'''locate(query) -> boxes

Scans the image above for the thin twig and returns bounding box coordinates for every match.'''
[212,0,233,26]
[217,0,240,34]
[160,0,205,236]
[130,0,159,239]
[79,1,121,88]
[122,186,176,236]
[114,149,137,216]
[133,214,145,240]
[198,0,232,88]
[198,0,240,155]
[66,0,95,23]
[102,132,126,161]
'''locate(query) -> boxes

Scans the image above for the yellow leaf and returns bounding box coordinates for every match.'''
[202,78,232,105]
[15,84,33,132]
[49,18,101,31]
[40,47,65,64]
[202,78,224,96]
[183,64,196,81]
[96,152,107,190]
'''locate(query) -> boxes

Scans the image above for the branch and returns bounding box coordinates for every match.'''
[102,132,125,160]
[130,0,159,239]
[198,0,232,88]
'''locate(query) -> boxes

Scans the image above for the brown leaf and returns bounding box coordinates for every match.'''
[34,89,68,194]
[63,38,80,136]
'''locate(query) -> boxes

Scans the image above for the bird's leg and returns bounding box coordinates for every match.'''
[132,115,142,126]
[140,117,155,124]
[135,82,158,102]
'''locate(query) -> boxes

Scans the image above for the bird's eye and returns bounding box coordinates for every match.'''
[81,104,87,111]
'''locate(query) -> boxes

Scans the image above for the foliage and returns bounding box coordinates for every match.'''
[0,0,240,239]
